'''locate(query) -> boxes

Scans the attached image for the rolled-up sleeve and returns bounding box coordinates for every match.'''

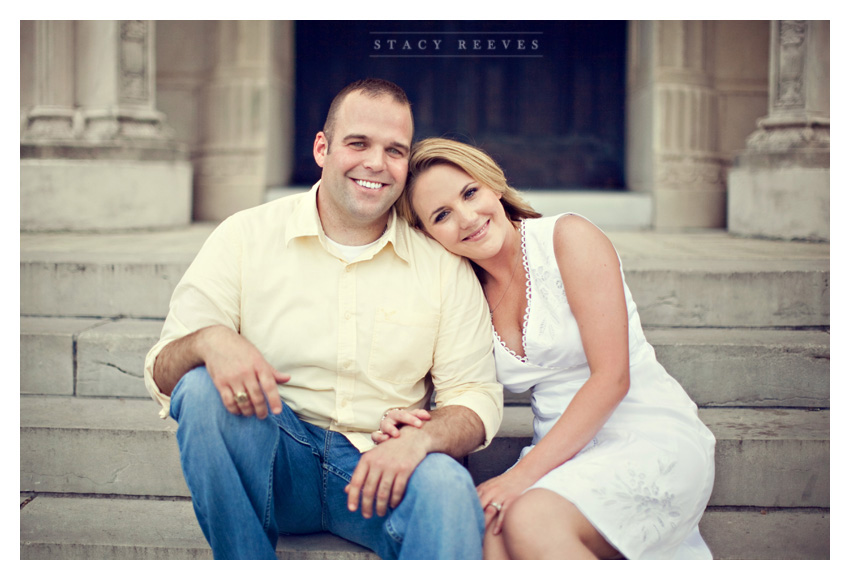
[143,217,244,419]
[430,254,503,450]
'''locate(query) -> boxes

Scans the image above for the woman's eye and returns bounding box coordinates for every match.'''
[463,188,477,199]
[434,211,449,223]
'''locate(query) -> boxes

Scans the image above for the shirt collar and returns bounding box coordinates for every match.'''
[284,181,412,264]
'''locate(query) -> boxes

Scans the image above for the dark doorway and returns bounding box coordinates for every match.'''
[293,21,626,190]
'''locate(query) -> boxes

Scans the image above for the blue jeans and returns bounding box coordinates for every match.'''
[169,367,485,559]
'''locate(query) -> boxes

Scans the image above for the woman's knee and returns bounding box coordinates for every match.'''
[501,490,574,547]
[501,490,618,559]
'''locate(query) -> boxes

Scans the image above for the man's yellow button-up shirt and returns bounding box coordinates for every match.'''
[144,183,503,452]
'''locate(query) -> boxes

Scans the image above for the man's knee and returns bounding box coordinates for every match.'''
[170,366,221,419]
[408,453,477,504]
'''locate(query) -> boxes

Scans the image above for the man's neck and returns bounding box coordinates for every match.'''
[315,191,391,246]
[323,219,389,246]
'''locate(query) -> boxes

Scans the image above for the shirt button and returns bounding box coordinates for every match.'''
[345,312,352,320]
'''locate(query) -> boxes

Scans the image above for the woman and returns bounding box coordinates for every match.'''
[375,138,716,560]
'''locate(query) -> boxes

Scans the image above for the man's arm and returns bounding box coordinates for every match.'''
[153,325,289,419]
[345,405,484,518]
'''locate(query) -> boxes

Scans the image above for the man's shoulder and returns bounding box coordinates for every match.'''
[396,222,476,283]
[399,221,462,263]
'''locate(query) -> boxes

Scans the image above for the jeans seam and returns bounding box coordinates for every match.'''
[384,516,404,545]
[262,430,280,533]
[320,430,333,531]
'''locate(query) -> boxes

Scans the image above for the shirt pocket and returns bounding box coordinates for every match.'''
[368,308,438,384]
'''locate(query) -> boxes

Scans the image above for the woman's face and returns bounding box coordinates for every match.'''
[411,163,511,261]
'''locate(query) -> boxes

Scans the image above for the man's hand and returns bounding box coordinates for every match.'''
[346,405,485,519]
[345,428,430,519]
[154,325,289,419]
[201,326,289,419]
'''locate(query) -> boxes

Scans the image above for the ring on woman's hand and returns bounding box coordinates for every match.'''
[234,391,249,404]
[381,407,404,423]
[488,501,503,512]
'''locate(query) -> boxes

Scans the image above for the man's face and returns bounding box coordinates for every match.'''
[313,91,413,231]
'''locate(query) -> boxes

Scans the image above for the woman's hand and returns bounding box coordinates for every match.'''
[476,468,537,535]
[371,408,431,444]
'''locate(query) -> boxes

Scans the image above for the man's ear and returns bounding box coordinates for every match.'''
[313,132,329,167]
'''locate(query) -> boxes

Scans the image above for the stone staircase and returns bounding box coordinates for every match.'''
[20,225,830,559]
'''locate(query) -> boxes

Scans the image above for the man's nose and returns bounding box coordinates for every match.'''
[362,147,386,171]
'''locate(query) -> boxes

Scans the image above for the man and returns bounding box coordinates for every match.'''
[143,78,503,559]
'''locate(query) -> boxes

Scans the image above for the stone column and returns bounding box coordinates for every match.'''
[20,20,192,231]
[627,21,726,229]
[193,21,294,221]
[728,21,829,241]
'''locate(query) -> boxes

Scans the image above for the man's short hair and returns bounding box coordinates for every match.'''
[323,78,413,145]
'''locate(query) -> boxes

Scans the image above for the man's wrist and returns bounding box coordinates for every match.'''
[397,422,435,454]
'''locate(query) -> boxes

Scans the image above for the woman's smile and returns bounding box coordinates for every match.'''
[463,219,490,242]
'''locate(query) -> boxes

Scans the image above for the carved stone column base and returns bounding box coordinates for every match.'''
[653,155,727,229]
[728,149,829,241]
[729,118,829,241]
[21,157,192,232]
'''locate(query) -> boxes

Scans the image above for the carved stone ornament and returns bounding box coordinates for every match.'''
[776,21,806,109]
[656,156,725,189]
[120,20,149,103]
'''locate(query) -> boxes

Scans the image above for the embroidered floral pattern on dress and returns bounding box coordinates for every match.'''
[591,458,682,544]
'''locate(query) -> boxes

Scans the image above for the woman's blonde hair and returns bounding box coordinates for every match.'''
[397,137,541,230]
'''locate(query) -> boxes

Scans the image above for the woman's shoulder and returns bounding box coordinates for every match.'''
[523,213,601,246]
[550,214,620,277]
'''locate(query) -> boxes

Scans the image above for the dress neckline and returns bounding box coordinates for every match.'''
[493,219,532,364]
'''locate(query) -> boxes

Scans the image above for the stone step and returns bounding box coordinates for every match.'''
[20,397,829,509]
[20,227,829,327]
[21,316,830,408]
[20,495,828,560]
[20,495,377,560]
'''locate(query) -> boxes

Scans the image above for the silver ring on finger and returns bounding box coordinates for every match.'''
[234,391,249,405]
[488,501,503,512]
[381,407,404,423]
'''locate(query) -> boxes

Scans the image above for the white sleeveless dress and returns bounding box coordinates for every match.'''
[494,215,716,560]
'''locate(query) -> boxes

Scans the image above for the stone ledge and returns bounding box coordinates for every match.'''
[19,495,829,560]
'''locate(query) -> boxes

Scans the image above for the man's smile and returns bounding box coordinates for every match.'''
[353,178,385,190]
